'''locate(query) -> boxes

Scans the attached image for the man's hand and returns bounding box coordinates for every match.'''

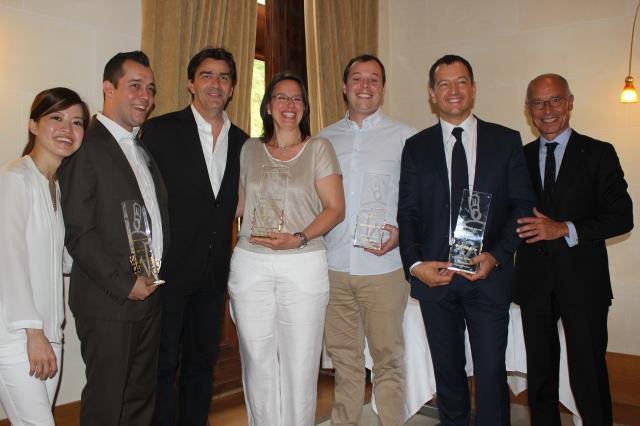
[250,232,301,250]
[365,224,399,256]
[26,328,57,380]
[516,207,569,243]
[457,252,498,281]
[412,261,455,287]
[128,276,157,301]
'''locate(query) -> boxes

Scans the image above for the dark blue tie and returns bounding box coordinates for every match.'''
[542,142,559,211]
[450,127,468,234]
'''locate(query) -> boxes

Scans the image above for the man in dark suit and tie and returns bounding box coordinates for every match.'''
[514,74,633,426]
[142,47,249,425]
[398,54,535,425]
[59,51,169,425]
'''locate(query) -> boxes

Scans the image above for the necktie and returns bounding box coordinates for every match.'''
[542,142,558,210]
[450,127,468,234]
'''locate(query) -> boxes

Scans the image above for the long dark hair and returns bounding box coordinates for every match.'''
[23,87,90,156]
[259,72,311,143]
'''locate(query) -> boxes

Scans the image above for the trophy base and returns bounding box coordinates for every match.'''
[353,241,383,250]
[447,264,478,274]
[250,232,276,238]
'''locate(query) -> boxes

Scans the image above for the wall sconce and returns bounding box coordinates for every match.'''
[621,1,640,103]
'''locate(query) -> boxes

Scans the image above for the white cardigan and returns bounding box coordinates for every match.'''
[0,156,65,345]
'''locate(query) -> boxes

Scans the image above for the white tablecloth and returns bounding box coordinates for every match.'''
[323,300,582,424]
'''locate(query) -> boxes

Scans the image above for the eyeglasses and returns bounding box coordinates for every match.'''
[528,96,567,110]
[271,94,304,105]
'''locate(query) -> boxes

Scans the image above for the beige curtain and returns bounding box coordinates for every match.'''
[304,0,378,134]
[141,0,257,132]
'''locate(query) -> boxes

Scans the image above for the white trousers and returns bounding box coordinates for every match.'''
[228,248,330,426]
[0,340,62,426]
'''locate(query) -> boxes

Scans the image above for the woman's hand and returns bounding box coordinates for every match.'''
[26,328,57,380]
[250,232,302,250]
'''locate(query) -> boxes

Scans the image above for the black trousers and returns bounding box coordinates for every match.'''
[152,280,226,426]
[419,279,511,426]
[521,295,612,426]
[76,312,161,426]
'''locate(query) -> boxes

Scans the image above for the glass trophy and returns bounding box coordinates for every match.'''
[122,200,165,286]
[251,166,289,237]
[353,173,390,250]
[448,189,492,274]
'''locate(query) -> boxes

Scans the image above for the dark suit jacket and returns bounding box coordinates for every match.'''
[514,130,633,307]
[59,116,169,321]
[398,117,535,303]
[142,106,248,295]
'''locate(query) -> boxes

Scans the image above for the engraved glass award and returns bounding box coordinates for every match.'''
[353,173,390,250]
[251,166,289,237]
[448,189,492,273]
[122,200,165,286]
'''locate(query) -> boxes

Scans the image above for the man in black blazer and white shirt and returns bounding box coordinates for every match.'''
[59,51,169,425]
[142,47,249,425]
[514,74,633,426]
[398,55,535,425]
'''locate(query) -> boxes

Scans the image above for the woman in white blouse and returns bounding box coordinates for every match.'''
[0,87,88,425]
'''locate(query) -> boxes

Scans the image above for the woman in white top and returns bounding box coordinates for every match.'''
[229,73,344,426]
[0,87,88,425]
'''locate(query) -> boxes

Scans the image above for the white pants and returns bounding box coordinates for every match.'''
[228,248,330,426]
[0,340,62,426]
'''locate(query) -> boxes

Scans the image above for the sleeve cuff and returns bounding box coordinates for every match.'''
[7,320,43,333]
[564,221,579,247]
[409,261,422,276]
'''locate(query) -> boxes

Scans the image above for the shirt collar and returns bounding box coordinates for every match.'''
[345,108,383,130]
[96,112,139,142]
[540,127,572,148]
[439,114,477,143]
[191,104,229,135]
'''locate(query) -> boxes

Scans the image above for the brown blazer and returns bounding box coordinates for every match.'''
[59,116,170,321]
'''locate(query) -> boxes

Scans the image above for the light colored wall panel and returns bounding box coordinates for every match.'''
[380,0,640,356]
[0,0,142,418]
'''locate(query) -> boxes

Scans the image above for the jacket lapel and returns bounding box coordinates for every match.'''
[552,130,582,204]
[179,107,216,200]
[92,118,141,196]
[526,139,543,197]
[431,123,450,193]
[473,118,489,193]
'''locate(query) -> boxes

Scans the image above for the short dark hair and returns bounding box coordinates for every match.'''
[103,51,151,87]
[342,54,386,86]
[187,47,237,86]
[428,54,474,88]
[24,87,90,156]
[260,73,311,142]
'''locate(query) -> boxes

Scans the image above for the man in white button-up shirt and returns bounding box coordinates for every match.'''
[142,47,249,426]
[59,51,169,426]
[320,55,416,426]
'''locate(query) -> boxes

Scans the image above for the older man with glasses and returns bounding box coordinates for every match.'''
[514,73,633,426]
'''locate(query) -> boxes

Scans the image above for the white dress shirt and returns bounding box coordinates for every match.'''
[439,114,478,194]
[191,104,231,197]
[97,113,163,259]
[410,115,478,274]
[0,157,65,344]
[320,109,416,275]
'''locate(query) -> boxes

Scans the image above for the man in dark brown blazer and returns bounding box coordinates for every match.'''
[142,47,249,425]
[514,74,633,426]
[59,51,169,425]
